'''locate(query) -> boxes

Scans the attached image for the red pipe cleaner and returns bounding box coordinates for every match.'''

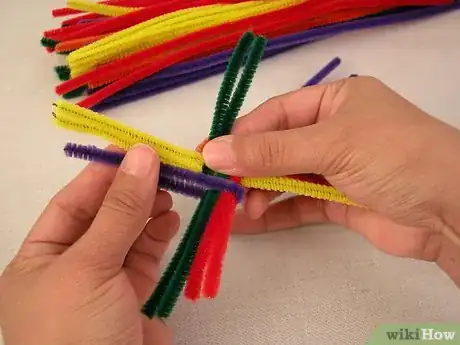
[53,8,83,17]
[184,144,240,301]
[61,13,106,27]
[44,22,97,40]
[185,186,238,300]
[202,178,239,299]
[184,209,216,300]
[291,174,331,186]
[51,0,216,42]
[308,0,452,18]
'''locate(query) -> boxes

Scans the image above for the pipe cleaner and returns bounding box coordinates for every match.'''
[66,0,142,17]
[63,143,245,200]
[62,13,107,27]
[52,0,138,17]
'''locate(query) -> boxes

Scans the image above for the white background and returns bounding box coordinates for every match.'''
[1,2,459,344]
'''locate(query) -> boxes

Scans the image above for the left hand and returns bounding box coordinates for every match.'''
[0,144,179,345]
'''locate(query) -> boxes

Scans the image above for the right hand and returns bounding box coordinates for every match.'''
[202,77,460,285]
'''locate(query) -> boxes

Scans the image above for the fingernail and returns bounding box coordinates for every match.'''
[202,136,236,172]
[121,144,157,177]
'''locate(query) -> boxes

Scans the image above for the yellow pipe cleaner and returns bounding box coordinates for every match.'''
[52,100,354,205]
[67,0,141,16]
[67,0,305,77]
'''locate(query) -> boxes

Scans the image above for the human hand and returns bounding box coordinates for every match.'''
[0,145,179,345]
[202,77,460,285]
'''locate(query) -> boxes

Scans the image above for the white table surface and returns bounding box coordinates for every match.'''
[1,2,460,344]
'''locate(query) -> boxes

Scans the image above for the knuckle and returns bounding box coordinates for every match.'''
[315,125,355,175]
[102,188,144,218]
[327,77,349,96]
[50,192,94,225]
[363,75,383,85]
[264,95,281,109]
[263,95,291,129]
[355,75,385,91]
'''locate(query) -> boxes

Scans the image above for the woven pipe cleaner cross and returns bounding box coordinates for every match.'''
[53,32,355,319]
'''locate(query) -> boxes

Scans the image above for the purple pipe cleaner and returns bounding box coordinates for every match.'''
[158,175,206,199]
[303,57,342,87]
[91,45,306,111]
[63,143,203,198]
[160,164,245,202]
[64,143,245,202]
[88,43,301,96]
[77,18,108,25]
[135,42,305,81]
[64,142,124,164]
[92,64,225,111]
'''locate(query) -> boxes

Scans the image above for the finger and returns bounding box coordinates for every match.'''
[203,121,346,177]
[232,196,330,234]
[125,211,180,301]
[244,189,281,219]
[21,145,121,257]
[342,208,438,259]
[69,144,160,269]
[232,195,432,259]
[142,318,174,345]
[231,79,346,134]
[150,190,173,219]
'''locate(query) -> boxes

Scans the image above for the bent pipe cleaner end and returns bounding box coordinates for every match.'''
[63,142,245,202]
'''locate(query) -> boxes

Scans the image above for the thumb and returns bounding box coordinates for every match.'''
[202,122,345,177]
[70,144,160,268]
